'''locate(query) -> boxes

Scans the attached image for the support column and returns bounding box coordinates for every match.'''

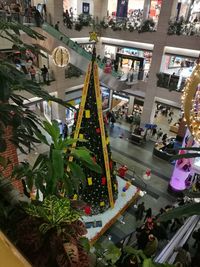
[46,0,63,26]
[50,60,66,123]
[128,95,134,115]
[140,0,174,126]
[93,0,108,20]
[142,0,150,21]
[140,43,164,126]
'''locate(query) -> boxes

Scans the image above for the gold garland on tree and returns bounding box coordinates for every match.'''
[182,63,200,142]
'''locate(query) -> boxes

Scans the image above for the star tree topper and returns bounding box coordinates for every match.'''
[89,31,98,42]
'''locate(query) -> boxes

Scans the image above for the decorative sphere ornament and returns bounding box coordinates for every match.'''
[52,46,70,67]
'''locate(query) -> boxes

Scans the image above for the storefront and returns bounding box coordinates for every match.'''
[174,0,200,22]
[63,0,94,16]
[105,46,152,80]
[107,0,145,17]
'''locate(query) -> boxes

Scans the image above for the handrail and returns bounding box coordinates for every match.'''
[155,215,199,264]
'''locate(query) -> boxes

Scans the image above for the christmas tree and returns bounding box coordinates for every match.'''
[71,48,118,215]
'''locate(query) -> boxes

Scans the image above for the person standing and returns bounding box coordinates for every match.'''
[29,66,36,81]
[157,128,163,140]
[55,21,60,31]
[143,234,158,258]
[144,208,152,222]
[63,123,68,139]
[41,65,48,84]
[135,202,145,221]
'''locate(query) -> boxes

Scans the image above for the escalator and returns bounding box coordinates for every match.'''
[25,23,129,91]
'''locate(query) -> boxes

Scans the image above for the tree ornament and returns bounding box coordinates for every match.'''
[96,128,101,134]
[109,160,113,169]
[79,133,84,139]
[100,201,105,207]
[73,194,78,200]
[85,110,91,118]
[101,177,106,185]
[87,177,93,185]
[89,31,98,42]
[84,205,91,215]
[92,156,96,163]
[52,46,70,67]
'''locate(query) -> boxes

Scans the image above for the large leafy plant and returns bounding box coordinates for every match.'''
[12,120,102,197]
[0,20,73,154]
[14,195,89,267]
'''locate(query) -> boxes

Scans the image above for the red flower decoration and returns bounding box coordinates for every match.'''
[96,128,101,134]
[101,177,106,185]
[84,206,91,215]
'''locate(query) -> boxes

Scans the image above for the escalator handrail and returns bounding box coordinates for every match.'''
[154,215,199,264]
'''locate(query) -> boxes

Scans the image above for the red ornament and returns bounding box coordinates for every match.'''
[92,156,96,163]
[96,128,101,134]
[118,165,128,178]
[84,206,91,215]
[109,161,113,169]
[101,177,106,185]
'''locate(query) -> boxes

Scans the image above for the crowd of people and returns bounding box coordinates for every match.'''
[124,198,199,267]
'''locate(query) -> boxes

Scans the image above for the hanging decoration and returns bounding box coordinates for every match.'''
[182,63,200,142]
[52,46,70,67]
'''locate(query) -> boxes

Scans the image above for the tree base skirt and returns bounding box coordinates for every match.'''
[82,176,140,245]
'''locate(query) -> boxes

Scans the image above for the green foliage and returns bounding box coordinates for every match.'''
[94,241,122,266]
[25,195,80,234]
[78,13,92,27]
[139,19,155,33]
[13,120,101,197]
[0,20,74,154]
[159,202,200,221]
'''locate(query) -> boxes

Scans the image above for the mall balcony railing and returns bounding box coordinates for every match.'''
[26,69,55,85]
[168,17,200,36]
[156,72,185,92]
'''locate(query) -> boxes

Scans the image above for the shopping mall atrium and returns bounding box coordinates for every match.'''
[1,0,200,266]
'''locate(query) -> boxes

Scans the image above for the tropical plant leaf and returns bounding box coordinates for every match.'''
[68,162,86,182]
[71,149,102,174]
[25,196,81,233]
[171,153,200,160]
[159,202,200,221]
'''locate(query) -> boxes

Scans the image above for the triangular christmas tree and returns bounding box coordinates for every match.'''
[71,49,118,215]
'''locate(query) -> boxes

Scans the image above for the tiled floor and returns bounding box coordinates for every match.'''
[18,117,177,246]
